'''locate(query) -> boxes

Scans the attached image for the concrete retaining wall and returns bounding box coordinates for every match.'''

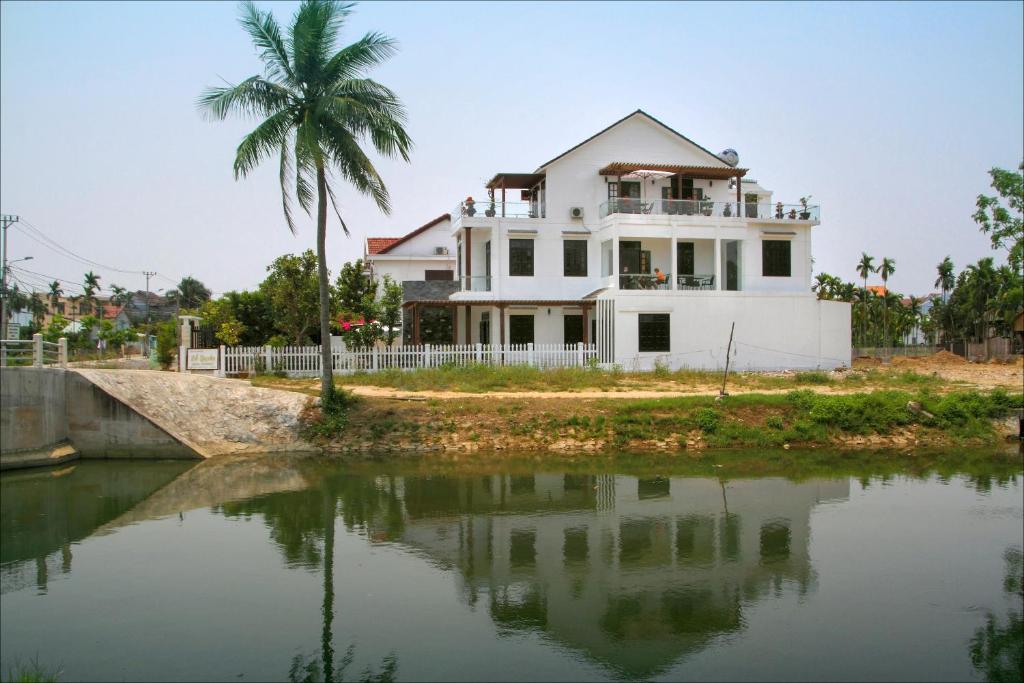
[0,367,69,453]
[1,367,199,468]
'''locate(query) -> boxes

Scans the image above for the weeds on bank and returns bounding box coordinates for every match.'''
[4,660,60,683]
[301,386,359,440]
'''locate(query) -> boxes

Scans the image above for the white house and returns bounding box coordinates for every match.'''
[363,213,457,286]
[401,110,850,370]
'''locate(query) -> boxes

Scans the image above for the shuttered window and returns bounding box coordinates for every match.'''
[563,240,587,276]
[638,314,670,352]
[762,240,792,277]
[509,239,534,276]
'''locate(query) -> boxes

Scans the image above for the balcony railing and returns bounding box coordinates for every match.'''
[600,199,820,221]
[453,200,542,220]
[619,273,671,290]
[461,275,492,292]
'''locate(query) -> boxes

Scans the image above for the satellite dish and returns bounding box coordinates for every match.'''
[717,149,739,167]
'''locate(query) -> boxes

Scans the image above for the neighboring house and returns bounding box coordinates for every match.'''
[900,295,937,346]
[126,291,178,325]
[364,213,457,285]
[405,109,849,370]
[101,305,133,331]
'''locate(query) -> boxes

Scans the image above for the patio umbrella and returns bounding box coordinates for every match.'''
[621,169,674,202]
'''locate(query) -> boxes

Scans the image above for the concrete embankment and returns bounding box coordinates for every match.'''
[1,368,316,470]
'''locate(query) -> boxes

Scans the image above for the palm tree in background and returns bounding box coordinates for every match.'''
[878,257,896,348]
[855,252,876,346]
[166,276,212,310]
[199,0,413,400]
[934,256,955,303]
[110,284,132,310]
[83,271,101,315]
[48,280,63,314]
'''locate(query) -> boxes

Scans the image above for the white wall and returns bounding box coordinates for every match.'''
[609,293,851,370]
[380,218,455,256]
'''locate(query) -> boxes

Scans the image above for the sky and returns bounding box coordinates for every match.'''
[1,0,1022,300]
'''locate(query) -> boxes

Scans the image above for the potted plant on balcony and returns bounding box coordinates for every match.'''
[722,202,732,217]
[775,202,784,219]
[798,195,813,220]
[700,196,714,216]
[485,189,496,217]
[787,207,798,219]
[463,196,476,217]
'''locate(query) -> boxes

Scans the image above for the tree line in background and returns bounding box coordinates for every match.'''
[189,252,403,350]
[813,162,1022,349]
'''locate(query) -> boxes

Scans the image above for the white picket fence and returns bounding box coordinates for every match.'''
[221,342,598,377]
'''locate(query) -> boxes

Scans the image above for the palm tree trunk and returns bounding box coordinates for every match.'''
[321,492,335,683]
[316,163,335,400]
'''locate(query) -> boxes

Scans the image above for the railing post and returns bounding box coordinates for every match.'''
[372,346,379,372]
[425,343,432,368]
[475,342,482,364]
[265,345,272,374]
[33,333,43,367]
[217,345,226,378]
[59,337,68,368]
[577,342,584,367]
[528,342,535,367]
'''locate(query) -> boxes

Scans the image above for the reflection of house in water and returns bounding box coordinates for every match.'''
[374,474,849,679]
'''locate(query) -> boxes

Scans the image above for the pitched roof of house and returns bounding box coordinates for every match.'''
[101,305,124,319]
[534,109,732,172]
[866,285,887,296]
[372,213,450,255]
[367,237,401,255]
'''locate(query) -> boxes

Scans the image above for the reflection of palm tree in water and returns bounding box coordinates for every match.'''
[970,546,1023,683]
[288,490,397,683]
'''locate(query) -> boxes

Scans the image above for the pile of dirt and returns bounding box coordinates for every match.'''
[929,350,969,365]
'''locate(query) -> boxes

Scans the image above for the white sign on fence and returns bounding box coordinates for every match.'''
[187,348,220,370]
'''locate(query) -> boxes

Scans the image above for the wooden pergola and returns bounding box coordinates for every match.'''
[402,299,596,346]
[484,172,546,217]
[598,162,749,205]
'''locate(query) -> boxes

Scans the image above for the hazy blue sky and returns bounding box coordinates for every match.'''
[1,1,1021,298]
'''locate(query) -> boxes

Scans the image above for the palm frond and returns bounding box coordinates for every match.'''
[319,117,390,213]
[322,32,398,85]
[198,76,294,120]
[278,131,299,235]
[294,120,319,214]
[324,174,350,236]
[238,0,295,84]
[291,1,353,87]
[234,108,296,179]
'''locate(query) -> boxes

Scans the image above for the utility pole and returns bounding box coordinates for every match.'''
[143,270,156,355]
[719,321,735,398]
[1,214,21,341]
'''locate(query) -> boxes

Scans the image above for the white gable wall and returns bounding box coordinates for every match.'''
[542,115,732,226]
[379,217,455,256]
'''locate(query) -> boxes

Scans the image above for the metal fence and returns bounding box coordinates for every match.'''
[0,335,67,368]
[221,342,598,377]
[852,346,942,359]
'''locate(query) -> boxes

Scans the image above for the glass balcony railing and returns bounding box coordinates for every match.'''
[453,200,542,220]
[599,199,820,221]
[461,275,492,292]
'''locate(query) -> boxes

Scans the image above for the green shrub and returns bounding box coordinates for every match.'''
[766,415,785,430]
[155,321,177,369]
[694,407,720,434]
[794,370,832,385]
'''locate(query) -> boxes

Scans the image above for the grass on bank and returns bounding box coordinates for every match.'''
[253,362,950,395]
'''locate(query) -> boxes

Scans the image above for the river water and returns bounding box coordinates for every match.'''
[1,453,1021,682]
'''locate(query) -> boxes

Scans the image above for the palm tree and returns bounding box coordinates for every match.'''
[878,257,896,348]
[907,295,924,345]
[934,256,955,304]
[48,280,63,314]
[166,276,212,310]
[855,253,876,346]
[67,295,81,324]
[110,284,131,310]
[83,271,101,315]
[200,0,412,400]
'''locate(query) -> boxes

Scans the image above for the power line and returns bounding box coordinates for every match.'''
[15,219,149,275]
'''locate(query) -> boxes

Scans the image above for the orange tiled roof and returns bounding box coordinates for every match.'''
[866,285,887,296]
[367,237,400,255]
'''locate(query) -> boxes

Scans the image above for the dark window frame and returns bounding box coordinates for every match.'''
[509,314,535,345]
[638,314,670,353]
[509,238,534,277]
[762,240,792,277]
[563,240,588,277]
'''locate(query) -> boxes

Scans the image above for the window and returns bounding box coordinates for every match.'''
[762,240,791,277]
[509,315,534,344]
[563,315,583,345]
[638,314,670,352]
[563,240,587,277]
[509,239,534,276]
[424,270,453,281]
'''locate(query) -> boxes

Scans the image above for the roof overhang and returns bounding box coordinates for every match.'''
[403,299,593,308]
[485,172,546,190]
[599,162,747,179]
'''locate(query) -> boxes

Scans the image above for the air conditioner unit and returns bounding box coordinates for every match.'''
[434,246,449,255]
[570,207,584,219]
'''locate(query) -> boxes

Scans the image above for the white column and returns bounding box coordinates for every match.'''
[714,237,722,291]
[33,333,43,367]
[58,337,67,368]
[612,236,620,289]
[671,237,678,290]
